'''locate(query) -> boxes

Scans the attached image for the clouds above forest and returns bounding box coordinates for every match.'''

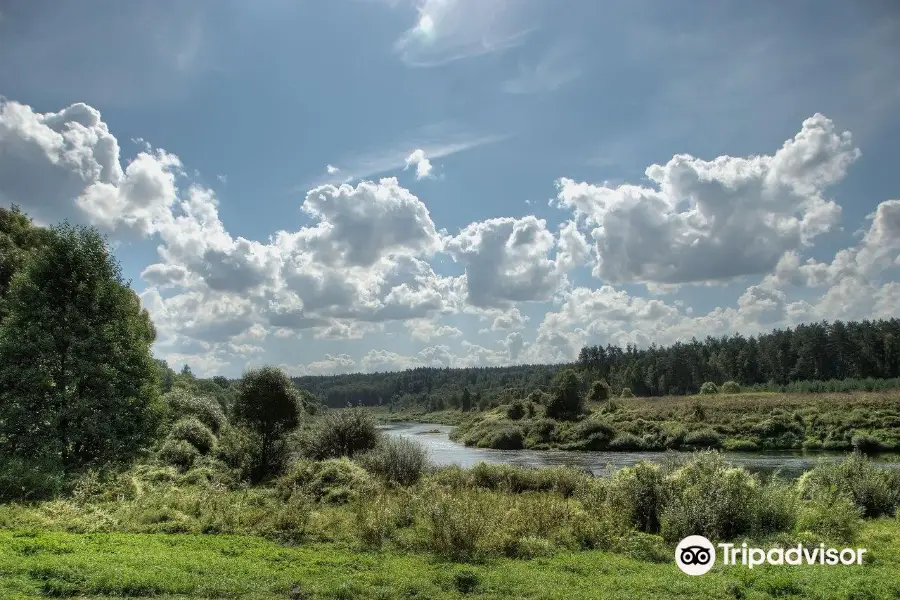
[1,97,898,376]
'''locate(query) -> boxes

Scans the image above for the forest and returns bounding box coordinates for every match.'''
[294,319,900,411]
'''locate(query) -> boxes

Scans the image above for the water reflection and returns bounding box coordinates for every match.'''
[381,422,900,480]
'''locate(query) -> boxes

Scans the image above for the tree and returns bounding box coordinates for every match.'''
[586,379,610,403]
[461,388,472,412]
[0,205,51,321]
[0,222,162,469]
[546,369,584,420]
[234,366,302,479]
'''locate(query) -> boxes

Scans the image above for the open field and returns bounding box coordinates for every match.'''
[451,391,900,452]
[0,519,898,600]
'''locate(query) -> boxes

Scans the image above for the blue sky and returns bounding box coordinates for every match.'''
[1,0,898,376]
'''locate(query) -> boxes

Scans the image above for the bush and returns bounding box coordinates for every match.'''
[476,425,523,450]
[620,388,634,398]
[567,418,616,450]
[546,369,584,420]
[684,428,722,448]
[607,462,666,533]
[0,456,66,502]
[505,400,526,420]
[169,417,216,454]
[300,408,380,460]
[158,438,200,471]
[214,425,258,482]
[796,497,862,543]
[797,453,900,518]
[851,433,888,453]
[608,432,645,451]
[586,380,610,403]
[452,569,480,594]
[280,458,374,504]
[164,388,226,433]
[357,437,430,486]
[660,452,762,543]
[721,381,741,394]
[699,381,719,395]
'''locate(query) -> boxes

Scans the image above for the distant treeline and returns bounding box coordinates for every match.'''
[579,319,900,397]
[293,319,900,409]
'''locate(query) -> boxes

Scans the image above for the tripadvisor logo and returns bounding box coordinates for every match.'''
[675,536,868,575]
[676,535,716,575]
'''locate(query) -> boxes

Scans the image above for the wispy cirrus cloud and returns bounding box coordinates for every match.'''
[502,42,582,95]
[393,0,539,67]
[300,130,508,190]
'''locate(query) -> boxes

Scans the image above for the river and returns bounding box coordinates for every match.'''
[380,422,900,480]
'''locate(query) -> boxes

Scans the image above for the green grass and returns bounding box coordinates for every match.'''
[453,391,900,452]
[1,519,899,599]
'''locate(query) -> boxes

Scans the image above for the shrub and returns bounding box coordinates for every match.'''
[546,369,584,420]
[280,458,374,504]
[0,456,66,502]
[452,569,480,594]
[476,425,524,450]
[300,408,380,460]
[357,437,430,486]
[684,428,722,448]
[586,380,610,403]
[567,418,616,450]
[164,388,226,433]
[505,399,526,421]
[607,462,666,533]
[214,425,258,481]
[169,417,216,454]
[721,381,741,394]
[353,493,400,549]
[620,388,634,398]
[608,432,645,451]
[796,497,862,543]
[797,453,900,517]
[158,438,200,471]
[525,418,557,446]
[660,452,761,543]
[699,381,719,395]
[851,433,888,453]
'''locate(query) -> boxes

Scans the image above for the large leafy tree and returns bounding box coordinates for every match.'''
[0,205,51,320]
[234,366,302,479]
[0,222,162,469]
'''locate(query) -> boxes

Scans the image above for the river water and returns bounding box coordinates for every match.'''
[380,422,900,480]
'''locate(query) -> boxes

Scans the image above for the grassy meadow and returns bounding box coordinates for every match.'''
[451,390,900,453]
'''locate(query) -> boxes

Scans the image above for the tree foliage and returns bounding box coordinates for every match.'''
[546,369,584,420]
[233,366,302,479]
[0,222,161,469]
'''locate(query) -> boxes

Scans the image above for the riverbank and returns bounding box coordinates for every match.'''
[451,391,900,453]
[1,519,899,599]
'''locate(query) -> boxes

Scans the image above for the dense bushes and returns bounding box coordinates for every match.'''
[169,418,216,454]
[0,450,894,562]
[453,392,900,452]
[0,456,66,502]
[357,437,430,486]
[797,452,900,518]
[699,382,719,395]
[164,388,226,433]
[299,408,380,460]
[721,381,741,394]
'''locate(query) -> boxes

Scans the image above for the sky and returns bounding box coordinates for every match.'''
[1,0,899,377]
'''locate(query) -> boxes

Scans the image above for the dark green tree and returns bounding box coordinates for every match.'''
[0,205,51,321]
[546,369,584,420]
[461,388,472,412]
[0,222,162,469]
[234,366,302,479]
